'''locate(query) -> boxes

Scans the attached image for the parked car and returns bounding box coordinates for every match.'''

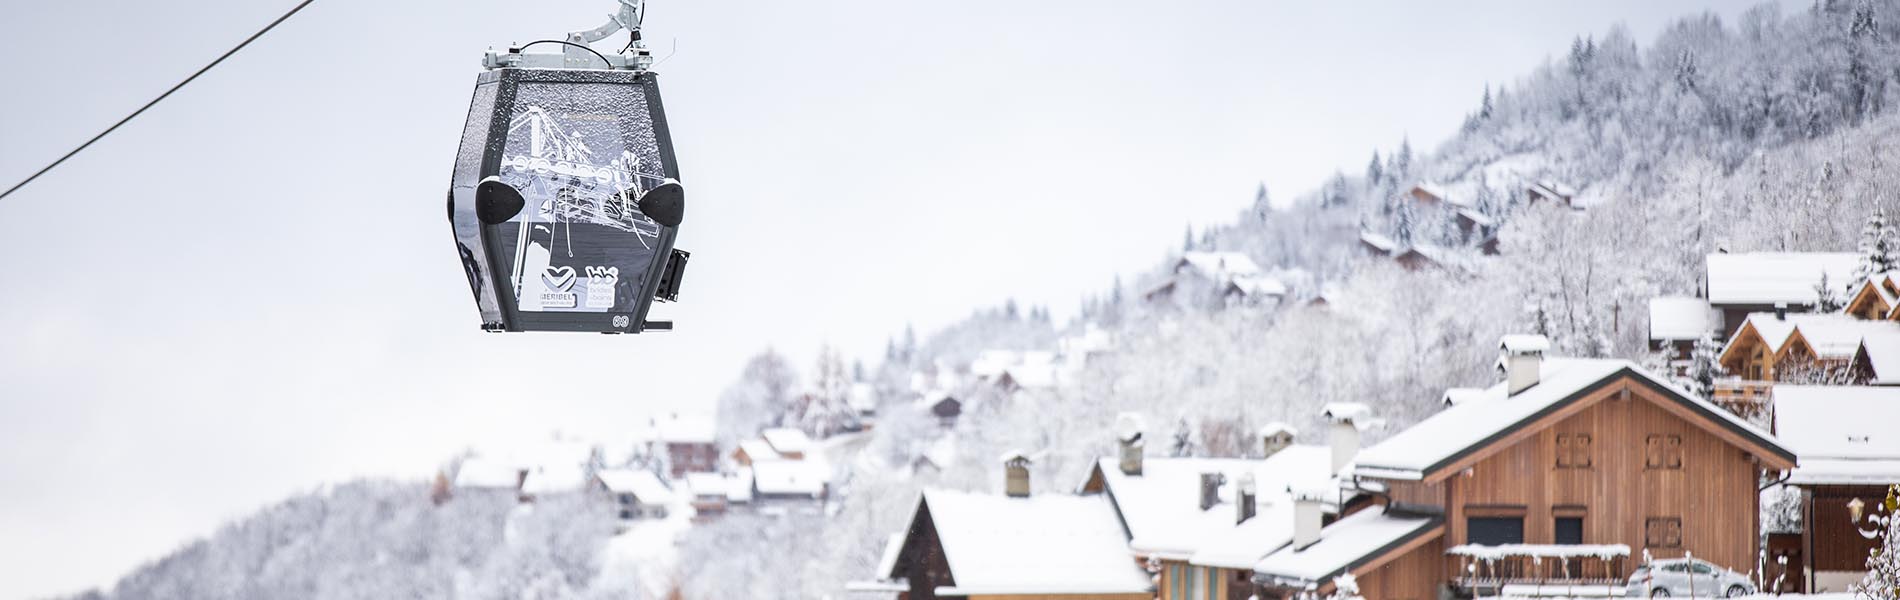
[1625,558,1757,598]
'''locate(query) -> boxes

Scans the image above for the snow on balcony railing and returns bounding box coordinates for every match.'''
[1448,544,1631,560]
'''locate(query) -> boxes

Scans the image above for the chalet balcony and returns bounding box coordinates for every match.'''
[1711,379,1773,418]
[1450,544,1631,597]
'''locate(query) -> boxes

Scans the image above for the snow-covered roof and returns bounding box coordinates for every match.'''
[656,414,717,444]
[1354,358,1792,480]
[727,468,755,503]
[1787,314,1900,359]
[908,489,1153,596]
[1253,508,1442,586]
[1499,334,1551,354]
[1455,207,1494,227]
[1188,499,1297,570]
[684,472,729,498]
[1178,251,1263,280]
[1259,421,1298,438]
[1704,252,1858,306]
[597,469,673,504]
[1439,388,1487,407]
[520,462,590,496]
[1773,386,1900,485]
[1115,413,1147,442]
[737,439,778,461]
[1359,232,1397,254]
[1648,296,1712,342]
[875,533,905,584]
[1861,334,1900,384]
[761,428,813,455]
[1094,446,1337,559]
[1321,403,1372,424]
[454,457,523,490]
[1231,275,1290,298]
[848,382,878,413]
[750,458,829,497]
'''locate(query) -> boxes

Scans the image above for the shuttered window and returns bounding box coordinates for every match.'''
[1645,517,1683,548]
[1556,433,1593,468]
[1555,517,1584,545]
[1468,516,1526,546]
[1644,435,1683,470]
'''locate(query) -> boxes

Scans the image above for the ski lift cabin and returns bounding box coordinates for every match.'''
[446,0,688,333]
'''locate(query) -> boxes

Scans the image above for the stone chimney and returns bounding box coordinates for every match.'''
[1236,472,1257,523]
[1002,451,1031,497]
[1321,403,1368,474]
[1291,485,1327,550]
[1199,472,1227,510]
[1500,334,1550,396]
[1259,422,1297,459]
[1116,413,1146,476]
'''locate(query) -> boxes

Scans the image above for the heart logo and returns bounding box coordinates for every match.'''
[541,265,576,292]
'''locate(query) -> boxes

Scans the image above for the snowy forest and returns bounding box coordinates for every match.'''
[57,1,1900,599]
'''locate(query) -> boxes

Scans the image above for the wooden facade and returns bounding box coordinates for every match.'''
[1352,373,1792,599]
[1801,484,1888,592]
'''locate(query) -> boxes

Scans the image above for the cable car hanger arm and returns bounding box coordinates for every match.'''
[483,0,653,71]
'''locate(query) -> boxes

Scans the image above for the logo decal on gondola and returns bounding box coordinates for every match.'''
[539,265,578,308]
[584,266,619,309]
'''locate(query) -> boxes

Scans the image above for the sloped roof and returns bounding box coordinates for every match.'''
[1230,275,1290,298]
[1253,508,1443,586]
[596,469,673,504]
[1179,251,1263,280]
[761,428,813,455]
[908,489,1152,596]
[1359,232,1397,254]
[737,439,778,461]
[1704,252,1857,306]
[1648,296,1712,342]
[1773,386,1900,485]
[1860,334,1900,384]
[454,457,523,489]
[1788,315,1900,359]
[751,458,829,497]
[1094,446,1337,559]
[1354,358,1793,481]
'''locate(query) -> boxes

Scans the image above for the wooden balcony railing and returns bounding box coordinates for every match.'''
[1712,379,1773,419]
[1450,545,1630,595]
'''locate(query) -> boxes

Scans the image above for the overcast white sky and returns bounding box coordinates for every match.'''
[0,1,1794,597]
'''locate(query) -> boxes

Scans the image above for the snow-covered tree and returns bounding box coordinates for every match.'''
[1856,485,1900,600]
[1854,208,1900,282]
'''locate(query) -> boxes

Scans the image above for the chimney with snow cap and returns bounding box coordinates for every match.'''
[1236,472,1257,524]
[1500,334,1550,396]
[1321,403,1369,474]
[1290,482,1329,550]
[1260,422,1297,459]
[1199,472,1226,510]
[1002,451,1031,497]
[1115,412,1146,476]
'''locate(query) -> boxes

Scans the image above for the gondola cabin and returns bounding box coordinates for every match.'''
[446,0,688,333]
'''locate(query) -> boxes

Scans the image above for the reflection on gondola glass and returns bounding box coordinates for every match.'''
[448,83,504,325]
[495,82,665,314]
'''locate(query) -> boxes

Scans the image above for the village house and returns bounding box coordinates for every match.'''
[1247,336,1794,600]
[1145,251,1291,309]
[1704,252,1857,339]
[927,392,962,429]
[1078,412,1356,600]
[1524,181,1578,209]
[655,415,720,478]
[860,454,1154,600]
[762,427,813,460]
[1769,385,1900,594]
[1646,296,1711,368]
[1713,309,1900,414]
[595,468,673,520]
[683,471,750,522]
[750,457,830,506]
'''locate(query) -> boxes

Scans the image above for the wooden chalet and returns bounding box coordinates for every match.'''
[1250,336,1795,600]
[595,468,673,520]
[1646,296,1711,368]
[1525,181,1578,209]
[1714,311,1899,414]
[1770,386,1900,594]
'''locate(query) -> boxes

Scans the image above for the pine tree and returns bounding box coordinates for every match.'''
[1327,172,1350,208]
[1817,272,1846,312]
[1253,183,1273,223]
[1480,83,1494,119]
[1394,138,1414,182]
[1394,198,1417,246]
[1183,224,1195,251]
[1365,150,1384,186]
[1854,208,1900,282]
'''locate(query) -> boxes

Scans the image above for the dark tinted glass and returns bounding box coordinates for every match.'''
[1468,516,1525,545]
[1555,517,1584,544]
